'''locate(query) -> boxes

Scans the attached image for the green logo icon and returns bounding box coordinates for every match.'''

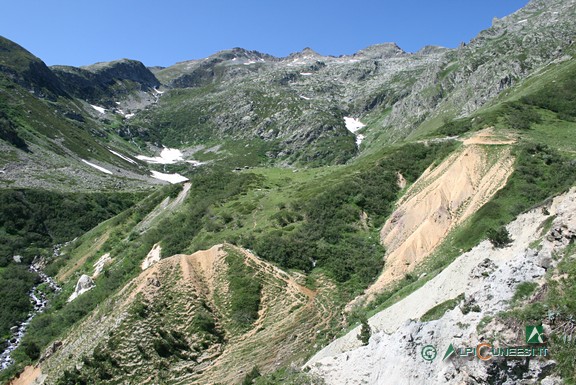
[526,325,545,344]
[443,343,456,360]
[421,345,437,361]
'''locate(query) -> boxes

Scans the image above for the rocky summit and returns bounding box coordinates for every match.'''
[1,0,576,384]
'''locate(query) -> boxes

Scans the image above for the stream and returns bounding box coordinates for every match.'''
[0,260,61,370]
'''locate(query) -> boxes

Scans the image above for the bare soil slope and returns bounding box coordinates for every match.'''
[36,244,336,385]
[357,129,515,304]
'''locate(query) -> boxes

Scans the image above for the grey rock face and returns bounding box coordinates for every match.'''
[52,59,160,107]
[68,274,95,302]
[122,0,576,164]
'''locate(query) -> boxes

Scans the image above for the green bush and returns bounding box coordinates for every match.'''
[0,189,142,259]
[503,101,542,130]
[357,315,371,346]
[487,227,513,248]
[0,265,39,342]
[22,341,40,360]
[437,117,474,136]
[522,64,576,119]
[242,366,262,385]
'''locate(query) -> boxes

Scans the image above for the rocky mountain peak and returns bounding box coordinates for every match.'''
[285,47,323,61]
[209,47,275,63]
[355,42,405,59]
[416,45,449,55]
[80,58,160,89]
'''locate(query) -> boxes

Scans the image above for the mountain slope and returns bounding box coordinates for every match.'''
[29,244,336,384]
[0,36,180,191]
[307,188,576,385]
[2,0,576,384]
[52,59,160,109]
[119,0,576,165]
[0,37,67,100]
[354,130,515,305]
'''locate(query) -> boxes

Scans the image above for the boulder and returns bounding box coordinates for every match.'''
[68,275,95,302]
[39,341,62,363]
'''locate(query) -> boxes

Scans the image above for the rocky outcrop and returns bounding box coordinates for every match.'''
[382,0,576,134]
[306,188,576,384]
[52,59,160,107]
[158,48,276,88]
[92,253,111,278]
[141,243,161,270]
[67,275,95,302]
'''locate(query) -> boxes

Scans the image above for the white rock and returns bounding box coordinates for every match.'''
[68,275,95,302]
[142,243,161,270]
[92,253,112,278]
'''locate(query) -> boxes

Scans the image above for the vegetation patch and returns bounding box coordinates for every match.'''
[511,281,538,303]
[246,142,457,297]
[0,189,143,264]
[226,249,262,330]
[0,265,39,344]
[420,294,464,322]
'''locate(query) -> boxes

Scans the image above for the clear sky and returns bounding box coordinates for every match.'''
[2,0,529,67]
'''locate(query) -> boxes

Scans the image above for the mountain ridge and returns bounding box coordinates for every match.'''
[2,0,576,383]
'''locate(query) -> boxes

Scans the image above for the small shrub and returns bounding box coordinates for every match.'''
[357,315,371,346]
[23,341,40,360]
[487,227,513,248]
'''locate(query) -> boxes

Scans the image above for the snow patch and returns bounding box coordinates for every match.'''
[300,95,311,100]
[108,149,137,164]
[344,117,366,133]
[344,117,366,147]
[517,19,528,24]
[150,171,189,184]
[81,159,113,175]
[136,148,185,164]
[90,105,106,114]
[300,72,312,76]
[137,147,202,165]
[125,113,135,119]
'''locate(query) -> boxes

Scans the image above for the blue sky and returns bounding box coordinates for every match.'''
[2,0,529,67]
